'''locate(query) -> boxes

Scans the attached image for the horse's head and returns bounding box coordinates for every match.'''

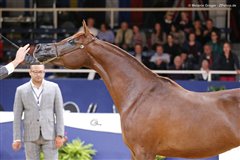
[33,20,95,68]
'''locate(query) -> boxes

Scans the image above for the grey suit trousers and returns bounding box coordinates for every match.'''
[24,134,58,160]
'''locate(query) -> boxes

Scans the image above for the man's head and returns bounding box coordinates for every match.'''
[29,65,45,84]
[203,44,212,55]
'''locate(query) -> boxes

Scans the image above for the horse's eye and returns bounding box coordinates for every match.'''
[68,39,75,45]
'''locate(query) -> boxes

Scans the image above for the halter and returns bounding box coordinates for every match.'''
[38,36,96,64]
[56,36,96,57]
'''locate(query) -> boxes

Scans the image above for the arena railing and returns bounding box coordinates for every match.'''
[0,7,231,30]
[14,69,239,82]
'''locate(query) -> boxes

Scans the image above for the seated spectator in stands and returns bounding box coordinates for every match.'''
[163,34,182,65]
[132,25,147,50]
[150,22,166,47]
[169,23,185,46]
[203,18,220,44]
[182,32,202,65]
[168,56,190,80]
[195,59,210,81]
[162,11,174,34]
[178,11,192,35]
[207,31,222,59]
[180,52,194,70]
[97,23,115,44]
[149,44,170,70]
[131,44,150,67]
[215,41,240,81]
[192,19,204,43]
[115,21,133,51]
[199,44,216,69]
[79,17,98,36]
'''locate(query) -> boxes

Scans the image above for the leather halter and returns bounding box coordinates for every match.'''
[39,36,96,64]
[56,36,96,58]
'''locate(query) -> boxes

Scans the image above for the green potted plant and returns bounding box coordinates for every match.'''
[208,86,225,92]
[155,155,166,160]
[40,138,96,160]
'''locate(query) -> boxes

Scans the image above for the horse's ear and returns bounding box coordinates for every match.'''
[82,20,90,35]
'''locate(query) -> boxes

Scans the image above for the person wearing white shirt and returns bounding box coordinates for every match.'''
[79,17,98,36]
[0,44,30,79]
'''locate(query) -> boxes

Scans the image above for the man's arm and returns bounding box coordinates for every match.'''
[0,44,29,80]
[54,84,64,136]
[12,87,24,151]
[54,84,64,148]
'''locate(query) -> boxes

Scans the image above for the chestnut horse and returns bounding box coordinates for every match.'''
[33,21,240,159]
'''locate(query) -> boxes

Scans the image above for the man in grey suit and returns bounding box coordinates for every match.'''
[12,64,64,160]
[0,44,30,79]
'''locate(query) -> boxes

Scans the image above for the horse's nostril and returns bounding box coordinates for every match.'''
[36,44,41,50]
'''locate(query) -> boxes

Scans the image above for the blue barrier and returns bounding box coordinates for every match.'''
[0,79,239,112]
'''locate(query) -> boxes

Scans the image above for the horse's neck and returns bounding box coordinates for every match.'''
[88,40,156,113]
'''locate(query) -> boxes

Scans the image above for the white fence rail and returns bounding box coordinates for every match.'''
[14,69,239,82]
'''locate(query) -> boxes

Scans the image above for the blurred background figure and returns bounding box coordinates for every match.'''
[207,31,222,59]
[151,22,166,47]
[79,17,98,36]
[97,23,115,44]
[130,44,150,67]
[203,18,220,44]
[149,44,169,70]
[169,23,185,46]
[132,25,147,50]
[215,42,240,81]
[195,59,210,81]
[115,21,133,51]
[168,56,190,80]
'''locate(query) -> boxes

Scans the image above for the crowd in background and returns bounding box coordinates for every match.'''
[1,11,240,81]
[84,12,240,81]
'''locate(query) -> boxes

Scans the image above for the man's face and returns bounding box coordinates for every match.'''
[29,65,45,83]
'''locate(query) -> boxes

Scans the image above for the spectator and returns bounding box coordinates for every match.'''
[207,31,222,59]
[192,19,204,43]
[79,17,98,36]
[215,42,240,81]
[180,52,194,70]
[132,25,147,50]
[150,22,166,47]
[97,23,115,44]
[163,34,182,65]
[131,44,150,67]
[199,44,216,69]
[169,23,185,46]
[178,11,192,35]
[149,44,170,70]
[195,59,210,81]
[182,32,202,66]
[168,56,189,80]
[203,18,220,44]
[162,11,174,34]
[115,21,133,51]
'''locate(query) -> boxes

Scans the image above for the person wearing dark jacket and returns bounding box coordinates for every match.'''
[215,42,240,81]
[0,44,30,79]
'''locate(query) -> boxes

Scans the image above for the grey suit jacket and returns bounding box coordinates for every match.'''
[13,80,64,142]
[0,66,9,80]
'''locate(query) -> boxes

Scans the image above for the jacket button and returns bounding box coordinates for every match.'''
[37,119,39,121]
